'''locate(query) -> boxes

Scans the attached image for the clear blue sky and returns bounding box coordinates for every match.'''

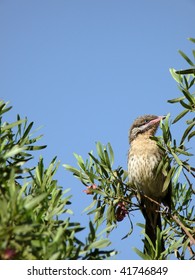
[0,0,195,259]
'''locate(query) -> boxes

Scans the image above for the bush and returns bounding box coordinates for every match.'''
[0,102,116,259]
[65,38,195,260]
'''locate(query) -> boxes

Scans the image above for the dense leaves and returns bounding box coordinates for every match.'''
[0,101,116,260]
[65,38,195,260]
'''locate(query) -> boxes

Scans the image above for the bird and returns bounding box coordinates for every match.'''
[127,115,171,253]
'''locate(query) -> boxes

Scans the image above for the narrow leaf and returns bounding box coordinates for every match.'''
[88,239,111,250]
[63,164,81,175]
[3,145,25,159]
[180,121,195,144]
[0,102,12,115]
[193,50,195,61]
[172,152,183,166]
[133,247,151,260]
[1,119,25,131]
[96,142,104,160]
[172,109,188,124]
[188,37,195,43]
[162,166,175,192]
[26,145,47,151]
[22,122,34,138]
[74,153,85,170]
[107,142,114,166]
[176,69,195,75]
[178,50,194,66]
[24,193,48,210]
[179,100,192,110]
[82,200,97,213]
[103,149,111,169]
[182,88,195,104]
[188,131,195,141]
[168,96,185,103]
[169,68,183,83]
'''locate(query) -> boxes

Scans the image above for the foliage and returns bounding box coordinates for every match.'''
[65,38,195,260]
[0,101,116,259]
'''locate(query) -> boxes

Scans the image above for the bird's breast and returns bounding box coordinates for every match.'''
[128,148,164,198]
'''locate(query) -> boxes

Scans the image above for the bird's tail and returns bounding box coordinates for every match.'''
[141,198,165,253]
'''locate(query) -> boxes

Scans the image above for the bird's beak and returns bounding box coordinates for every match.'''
[149,115,165,126]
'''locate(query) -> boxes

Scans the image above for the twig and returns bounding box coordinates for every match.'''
[172,214,195,246]
[182,169,195,194]
[141,194,195,246]
[182,164,195,178]
[188,244,195,260]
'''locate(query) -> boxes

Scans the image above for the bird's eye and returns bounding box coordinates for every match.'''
[137,119,149,128]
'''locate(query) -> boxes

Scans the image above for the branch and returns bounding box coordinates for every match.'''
[172,214,195,246]
[182,169,195,194]
[142,194,195,246]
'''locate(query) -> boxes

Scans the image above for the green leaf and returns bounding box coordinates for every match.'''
[3,145,25,159]
[13,224,35,234]
[74,153,85,170]
[188,37,195,43]
[63,164,81,176]
[188,130,195,141]
[193,50,195,61]
[133,247,151,260]
[24,193,48,210]
[88,239,111,250]
[88,205,105,216]
[172,109,188,124]
[0,102,12,116]
[106,203,115,225]
[97,224,115,237]
[189,77,195,88]
[162,166,175,192]
[178,50,194,67]
[49,252,61,260]
[22,122,34,139]
[176,68,195,75]
[53,226,65,243]
[168,236,184,251]
[173,165,183,185]
[1,119,25,131]
[26,144,47,151]
[172,152,183,166]
[103,149,111,169]
[88,153,100,165]
[161,123,171,143]
[107,142,114,166]
[181,88,195,104]
[180,121,195,144]
[96,142,104,159]
[179,100,192,110]
[168,96,185,103]
[169,68,183,83]
[183,75,192,90]
[175,147,193,156]
[83,200,97,213]
[35,157,44,185]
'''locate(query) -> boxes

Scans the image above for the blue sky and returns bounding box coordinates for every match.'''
[0,0,195,259]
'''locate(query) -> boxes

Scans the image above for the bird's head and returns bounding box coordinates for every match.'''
[129,115,164,143]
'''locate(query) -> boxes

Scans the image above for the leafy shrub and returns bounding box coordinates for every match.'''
[65,38,195,260]
[0,102,116,259]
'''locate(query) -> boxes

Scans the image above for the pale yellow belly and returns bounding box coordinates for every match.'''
[128,153,165,199]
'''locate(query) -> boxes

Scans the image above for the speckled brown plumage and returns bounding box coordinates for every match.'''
[128,115,171,252]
